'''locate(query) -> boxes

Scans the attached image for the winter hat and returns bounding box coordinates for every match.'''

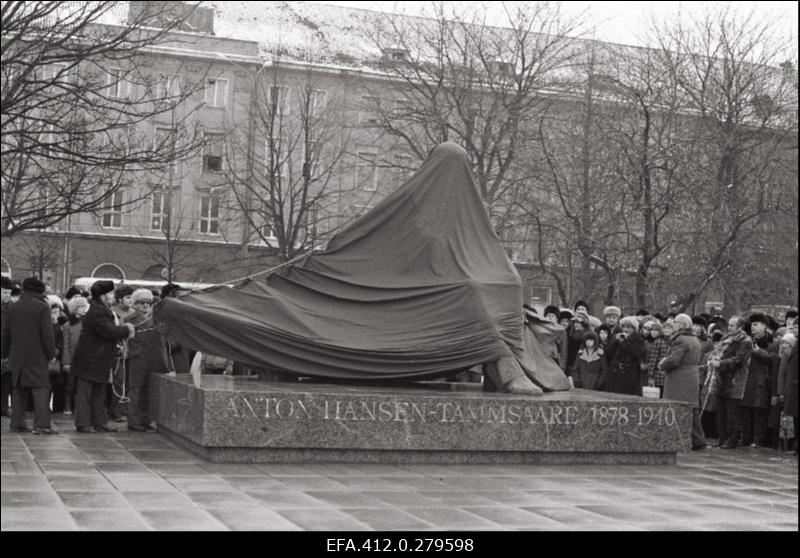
[619,316,639,329]
[543,305,560,318]
[64,286,82,300]
[131,289,153,304]
[21,277,46,295]
[785,310,798,322]
[67,296,89,315]
[1,276,13,290]
[691,316,708,329]
[115,284,135,299]
[673,313,693,330]
[645,319,664,335]
[781,332,796,347]
[90,280,115,299]
[46,294,63,310]
[603,306,622,318]
[635,309,650,317]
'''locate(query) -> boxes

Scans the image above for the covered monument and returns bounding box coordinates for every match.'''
[155,142,566,389]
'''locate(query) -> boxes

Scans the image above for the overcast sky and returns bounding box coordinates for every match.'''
[303,1,798,53]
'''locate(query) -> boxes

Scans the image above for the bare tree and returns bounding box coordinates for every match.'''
[224,64,354,262]
[360,1,586,241]
[651,6,798,314]
[1,1,207,237]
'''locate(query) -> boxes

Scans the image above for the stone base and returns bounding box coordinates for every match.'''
[151,374,691,465]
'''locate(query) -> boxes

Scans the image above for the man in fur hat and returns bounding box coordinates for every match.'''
[740,312,780,447]
[70,280,134,433]
[602,306,622,335]
[1,278,58,433]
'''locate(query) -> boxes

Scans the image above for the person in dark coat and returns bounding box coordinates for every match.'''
[740,313,779,448]
[708,316,752,448]
[125,289,170,432]
[0,278,57,434]
[573,331,606,390]
[598,316,645,395]
[776,336,798,454]
[71,280,134,433]
[660,314,705,449]
[1,275,13,416]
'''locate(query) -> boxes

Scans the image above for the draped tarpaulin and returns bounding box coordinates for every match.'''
[156,143,531,381]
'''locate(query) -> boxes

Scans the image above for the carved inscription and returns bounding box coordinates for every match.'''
[223,396,678,428]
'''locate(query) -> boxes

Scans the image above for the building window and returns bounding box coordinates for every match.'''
[359,96,380,125]
[356,152,378,191]
[202,132,224,173]
[205,78,228,108]
[308,89,326,118]
[255,202,276,241]
[157,73,181,99]
[151,190,171,232]
[91,263,125,280]
[101,190,123,229]
[303,135,322,178]
[199,195,220,235]
[107,68,128,99]
[268,85,290,117]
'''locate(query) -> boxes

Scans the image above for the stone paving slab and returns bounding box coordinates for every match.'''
[1,414,797,531]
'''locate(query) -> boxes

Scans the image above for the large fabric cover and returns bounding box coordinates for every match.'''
[155,143,525,380]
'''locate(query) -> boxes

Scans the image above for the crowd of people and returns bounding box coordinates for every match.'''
[528,301,798,453]
[1,276,191,435]
[1,274,798,456]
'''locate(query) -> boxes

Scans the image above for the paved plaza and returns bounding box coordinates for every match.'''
[1,414,797,532]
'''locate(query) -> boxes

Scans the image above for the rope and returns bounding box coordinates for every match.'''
[205,249,316,289]
[109,339,129,404]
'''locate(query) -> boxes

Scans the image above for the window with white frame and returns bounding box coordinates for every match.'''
[308,89,326,118]
[199,194,220,234]
[268,85,290,117]
[205,78,228,108]
[107,68,128,99]
[154,126,176,152]
[359,96,380,125]
[356,152,378,191]
[202,132,224,173]
[303,129,322,178]
[157,73,181,99]
[151,190,171,232]
[102,189,123,229]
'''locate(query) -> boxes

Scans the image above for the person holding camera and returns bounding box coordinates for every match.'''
[71,280,135,434]
[597,316,645,395]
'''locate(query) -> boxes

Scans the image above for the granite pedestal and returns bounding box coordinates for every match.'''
[151,374,692,464]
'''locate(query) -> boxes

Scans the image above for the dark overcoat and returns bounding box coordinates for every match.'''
[601,332,645,396]
[781,344,798,417]
[0,291,56,388]
[126,312,170,388]
[742,335,779,409]
[71,300,130,383]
